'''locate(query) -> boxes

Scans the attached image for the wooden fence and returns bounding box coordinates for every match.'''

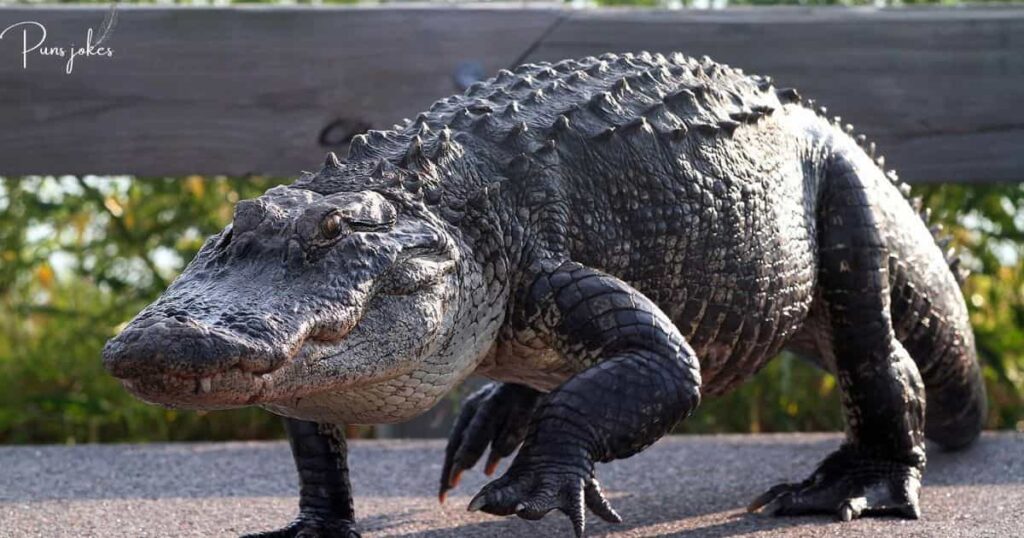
[1,5,1022,183]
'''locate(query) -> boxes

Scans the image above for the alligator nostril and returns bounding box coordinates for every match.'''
[216,227,234,250]
[233,199,268,234]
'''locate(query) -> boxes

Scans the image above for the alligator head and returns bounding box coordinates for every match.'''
[102,173,495,423]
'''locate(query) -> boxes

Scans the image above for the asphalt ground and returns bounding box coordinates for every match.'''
[1,432,1020,537]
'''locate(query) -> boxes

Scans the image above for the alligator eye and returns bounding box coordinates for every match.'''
[319,213,346,241]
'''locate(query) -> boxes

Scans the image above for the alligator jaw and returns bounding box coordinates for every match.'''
[116,331,371,409]
[119,365,280,409]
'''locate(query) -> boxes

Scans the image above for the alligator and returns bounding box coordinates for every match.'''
[102,51,987,537]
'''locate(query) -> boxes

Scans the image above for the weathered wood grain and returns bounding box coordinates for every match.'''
[0,6,1021,182]
[0,7,560,177]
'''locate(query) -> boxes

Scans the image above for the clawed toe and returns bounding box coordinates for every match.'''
[468,471,620,537]
[439,383,540,503]
[746,483,797,513]
[749,479,919,521]
[748,448,922,522]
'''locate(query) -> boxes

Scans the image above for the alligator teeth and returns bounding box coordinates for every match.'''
[200,377,212,393]
[122,379,135,390]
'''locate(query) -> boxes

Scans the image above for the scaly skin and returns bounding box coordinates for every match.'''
[242,420,359,538]
[103,52,986,537]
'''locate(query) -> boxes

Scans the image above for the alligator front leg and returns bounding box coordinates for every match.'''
[243,418,359,538]
[749,156,926,521]
[468,260,702,536]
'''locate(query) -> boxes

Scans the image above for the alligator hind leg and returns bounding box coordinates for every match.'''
[749,156,926,521]
[242,418,359,538]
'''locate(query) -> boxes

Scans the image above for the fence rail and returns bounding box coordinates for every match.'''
[1,5,1022,183]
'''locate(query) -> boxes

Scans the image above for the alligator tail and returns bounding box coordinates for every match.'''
[853,142,987,449]
[889,247,986,450]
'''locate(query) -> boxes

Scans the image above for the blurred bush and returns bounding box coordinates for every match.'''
[0,176,290,443]
[0,177,1021,443]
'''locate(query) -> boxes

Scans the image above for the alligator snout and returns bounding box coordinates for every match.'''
[102,314,291,380]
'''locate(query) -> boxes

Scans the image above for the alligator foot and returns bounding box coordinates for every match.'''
[467,457,621,537]
[241,516,360,538]
[439,382,541,502]
[748,445,922,521]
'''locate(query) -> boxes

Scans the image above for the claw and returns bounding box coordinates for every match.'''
[566,484,587,537]
[585,480,622,523]
[758,493,793,516]
[746,484,792,513]
[568,508,586,537]
[467,494,487,512]
[746,495,769,513]
[484,454,501,476]
[438,469,464,504]
[839,497,867,521]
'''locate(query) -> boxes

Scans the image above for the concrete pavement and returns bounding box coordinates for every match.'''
[1,432,1021,537]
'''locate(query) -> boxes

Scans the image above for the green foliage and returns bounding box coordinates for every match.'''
[915,183,1024,431]
[679,353,844,434]
[0,176,290,443]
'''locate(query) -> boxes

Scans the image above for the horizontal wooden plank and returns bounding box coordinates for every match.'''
[0,6,560,177]
[0,6,1021,183]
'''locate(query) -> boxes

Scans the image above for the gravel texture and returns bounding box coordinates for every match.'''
[1,432,1020,537]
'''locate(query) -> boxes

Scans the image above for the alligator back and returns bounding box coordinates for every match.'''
[400,52,829,394]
